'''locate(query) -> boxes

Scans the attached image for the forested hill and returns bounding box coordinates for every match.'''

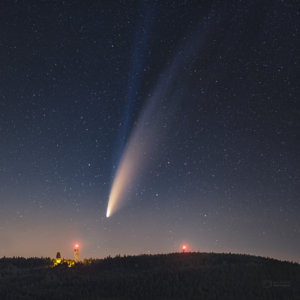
[1,252,300,300]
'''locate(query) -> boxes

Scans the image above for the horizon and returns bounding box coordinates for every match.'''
[1,250,298,265]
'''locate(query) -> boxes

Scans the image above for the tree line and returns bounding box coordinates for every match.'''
[0,252,299,300]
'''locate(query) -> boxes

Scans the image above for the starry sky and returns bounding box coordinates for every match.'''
[1,1,299,262]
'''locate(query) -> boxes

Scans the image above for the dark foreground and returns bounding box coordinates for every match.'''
[0,252,299,300]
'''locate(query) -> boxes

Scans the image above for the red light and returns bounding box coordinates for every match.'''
[183,246,186,249]
[75,244,78,248]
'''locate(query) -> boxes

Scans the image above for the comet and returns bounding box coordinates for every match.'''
[106,27,206,217]
[106,65,186,217]
[106,91,170,217]
[106,102,156,217]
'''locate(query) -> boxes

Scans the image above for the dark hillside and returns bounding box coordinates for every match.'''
[0,253,299,300]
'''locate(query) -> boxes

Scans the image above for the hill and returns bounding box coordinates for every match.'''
[0,252,299,300]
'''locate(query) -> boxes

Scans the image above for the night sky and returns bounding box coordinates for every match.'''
[1,1,299,263]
